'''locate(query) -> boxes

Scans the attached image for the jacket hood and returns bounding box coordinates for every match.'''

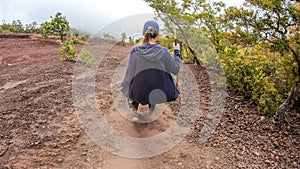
[138,44,166,62]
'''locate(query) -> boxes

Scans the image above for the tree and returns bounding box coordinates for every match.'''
[103,32,116,41]
[0,20,25,33]
[225,0,300,122]
[25,21,40,33]
[144,0,229,66]
[41,12,70,41]
[128,36,134,45]
[11,20,25,33]
[144,0,300,122]
[0,20,12,33]
[144,0,228,53]
[120,32,127,46]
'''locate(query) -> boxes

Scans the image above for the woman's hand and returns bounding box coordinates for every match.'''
[173,43,181,51]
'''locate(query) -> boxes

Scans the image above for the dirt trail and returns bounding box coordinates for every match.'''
[100,106,178,169]
[0,36,299,169]
[89,41,214,168]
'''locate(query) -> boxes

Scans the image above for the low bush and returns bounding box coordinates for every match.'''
[221,45,298,117]
[79,50,98,67]
[58,39,77,61]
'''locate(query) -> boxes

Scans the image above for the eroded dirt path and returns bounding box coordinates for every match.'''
[0,36,299,169]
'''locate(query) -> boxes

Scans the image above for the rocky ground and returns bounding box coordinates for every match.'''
[0,35,299,169]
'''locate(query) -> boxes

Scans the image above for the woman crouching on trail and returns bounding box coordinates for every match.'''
[116,20,181,122]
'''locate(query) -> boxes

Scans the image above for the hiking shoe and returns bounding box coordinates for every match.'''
[131,113,140,122]
[131,113,148,123]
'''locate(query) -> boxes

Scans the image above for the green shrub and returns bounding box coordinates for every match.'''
[41,12,70,41]
[58,39,77,61]
[221,45,297,116]
[258,82,283,117]
[83,34,90,41]
[69,35,86,45]
[79,50,98,67]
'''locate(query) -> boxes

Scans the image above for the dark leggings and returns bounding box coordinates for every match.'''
[131,100,155,112]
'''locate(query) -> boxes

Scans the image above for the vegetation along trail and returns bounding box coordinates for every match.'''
[0,35,299,168]
[0,0,299,168]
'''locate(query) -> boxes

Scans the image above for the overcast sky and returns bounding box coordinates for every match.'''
[0,0,244,35]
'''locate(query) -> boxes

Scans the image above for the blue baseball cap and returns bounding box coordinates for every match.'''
[143,21,159,34]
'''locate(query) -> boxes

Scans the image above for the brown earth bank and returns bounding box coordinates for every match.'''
[0,35,299,169]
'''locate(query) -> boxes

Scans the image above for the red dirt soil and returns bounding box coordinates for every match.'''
[0,36,299,169]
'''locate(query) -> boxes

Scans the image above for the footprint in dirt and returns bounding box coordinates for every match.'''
[132,105,177,138]
[106,103,177,138]
[102,105,178,169]
[109,87,178,138]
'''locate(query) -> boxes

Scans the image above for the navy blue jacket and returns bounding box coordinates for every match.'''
[121,43,181,105]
